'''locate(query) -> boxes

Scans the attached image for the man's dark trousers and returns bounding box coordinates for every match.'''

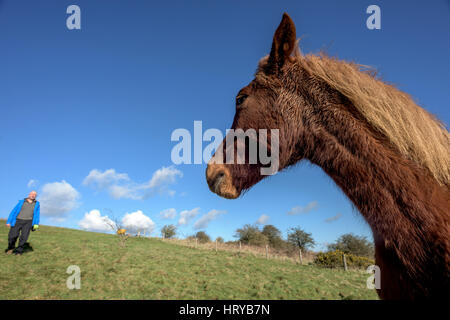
[7,219,33,253]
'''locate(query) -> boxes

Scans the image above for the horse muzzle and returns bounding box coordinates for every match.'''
[206,163,240,199]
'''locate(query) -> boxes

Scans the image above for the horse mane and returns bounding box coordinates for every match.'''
[286,46,450,186]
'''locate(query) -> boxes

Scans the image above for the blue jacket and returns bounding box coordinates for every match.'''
[7,199,40,227]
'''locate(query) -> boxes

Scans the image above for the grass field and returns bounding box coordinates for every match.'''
[0,221,378,300]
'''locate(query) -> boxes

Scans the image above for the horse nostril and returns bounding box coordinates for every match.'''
[212,171,226,193]
[205,164,239,199]
[213,171,225,187]
[207,169,226,192]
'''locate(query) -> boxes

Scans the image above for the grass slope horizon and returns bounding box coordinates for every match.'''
[0,220,378,300]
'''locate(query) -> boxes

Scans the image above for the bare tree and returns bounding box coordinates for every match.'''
[105,214,129,248]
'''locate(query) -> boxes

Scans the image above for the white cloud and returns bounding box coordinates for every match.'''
[148,166,182,190]
[83,166,182,200]
[108,184,141,200]
[287,201,318,215]
[160,208,177,219]
[324,213,342,223]
[39,180,81,218]
[194,209,226,229]
[178,207,200,226]
[27,179,38,188]
[256,214,270,225]
[79,209,114,232]
[121,210,155,234]
[78,209,154,235]
[82,169,130,189]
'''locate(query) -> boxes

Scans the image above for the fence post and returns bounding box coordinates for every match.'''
[299,248,303,265]
[343,253,348,271]
[239,241,242,255]
[265,245,269,259]
[195,238,198,248]
[215,239,218,253]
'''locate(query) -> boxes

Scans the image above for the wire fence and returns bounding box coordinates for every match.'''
[151,236,317,265]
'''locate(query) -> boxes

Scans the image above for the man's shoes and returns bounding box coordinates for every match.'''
[11,247,23,256]
[5,249,14,255]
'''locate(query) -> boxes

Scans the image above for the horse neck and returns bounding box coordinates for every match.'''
[303,103,448,278]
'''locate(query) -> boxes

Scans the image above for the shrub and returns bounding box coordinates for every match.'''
[234,224,268,247]
[287,227,315,251]
[327,233,374,258]
[195,231,211,243]
[161,225,176,239]
[215,236,224,243]
[314,250,375,269]
[262,225,285,248]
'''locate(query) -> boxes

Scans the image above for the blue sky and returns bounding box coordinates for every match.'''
[1,1,449,250]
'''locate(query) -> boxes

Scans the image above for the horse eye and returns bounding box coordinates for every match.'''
[236,95,248,106]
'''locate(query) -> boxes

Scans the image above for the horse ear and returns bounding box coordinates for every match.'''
[266,13,296,75]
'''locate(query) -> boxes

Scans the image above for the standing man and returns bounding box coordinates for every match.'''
[5,191,40,255]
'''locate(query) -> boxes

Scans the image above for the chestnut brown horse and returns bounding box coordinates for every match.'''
[206,13,449,300]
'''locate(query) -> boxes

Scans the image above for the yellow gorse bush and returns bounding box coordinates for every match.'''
[314,250,374,269]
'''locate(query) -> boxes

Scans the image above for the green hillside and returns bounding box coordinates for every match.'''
[0,221,378,300]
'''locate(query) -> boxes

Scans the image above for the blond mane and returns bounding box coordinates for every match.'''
[291,49,450,186]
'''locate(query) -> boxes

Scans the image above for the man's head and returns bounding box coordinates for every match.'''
[28,191,37,200]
